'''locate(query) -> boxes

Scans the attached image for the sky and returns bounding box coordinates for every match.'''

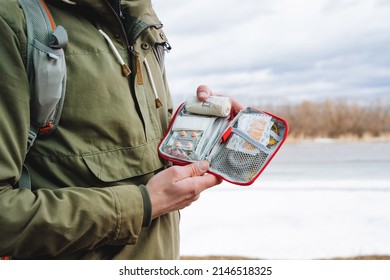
[152,0,390,106]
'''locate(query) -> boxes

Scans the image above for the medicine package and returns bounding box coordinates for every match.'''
[158,101,288,185]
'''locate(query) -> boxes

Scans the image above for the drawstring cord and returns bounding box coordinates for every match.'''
[62,0,76,5]
[98,29,131,77]
[144,58,163,108]
[99,30,162,108]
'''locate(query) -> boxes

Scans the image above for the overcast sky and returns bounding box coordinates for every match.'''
[153,0,390,105]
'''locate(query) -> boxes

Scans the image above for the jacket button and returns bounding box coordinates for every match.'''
[159,32,165,40]
[141,43,150,50]
[114,33,120,39]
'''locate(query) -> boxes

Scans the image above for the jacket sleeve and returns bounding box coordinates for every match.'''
[0,185,147,258]
[0,10,150,259]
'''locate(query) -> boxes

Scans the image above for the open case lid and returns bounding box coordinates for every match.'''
[158,103,289,186]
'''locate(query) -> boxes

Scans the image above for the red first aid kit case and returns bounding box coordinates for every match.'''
[158,99,288,185]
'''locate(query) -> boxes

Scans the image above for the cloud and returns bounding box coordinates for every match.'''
[153,0,390,105]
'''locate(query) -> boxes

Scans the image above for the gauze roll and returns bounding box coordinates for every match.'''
[185,96,232,117]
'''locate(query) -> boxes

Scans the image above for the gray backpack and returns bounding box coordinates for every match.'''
[18,0,68,188]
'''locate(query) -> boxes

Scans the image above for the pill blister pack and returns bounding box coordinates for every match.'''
[158,104,288,185]
[163,130,203,160]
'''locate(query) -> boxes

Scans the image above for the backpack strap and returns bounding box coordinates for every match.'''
[19,0,68,150]
[17,0,68,189]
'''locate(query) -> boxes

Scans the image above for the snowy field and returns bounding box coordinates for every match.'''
[179,142,390,259]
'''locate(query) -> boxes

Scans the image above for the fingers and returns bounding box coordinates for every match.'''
[182,173,221,201]
[172,161,221,194]
[196,84,246,115]
[196,85,212,101]
[175,160,209,181]
[146,161,221,218]
[230,98,246,115]
[194,173,222,190]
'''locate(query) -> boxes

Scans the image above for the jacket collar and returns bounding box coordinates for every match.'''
[57,0,161,25]
[47,0,162,44]
[55,0,162,43]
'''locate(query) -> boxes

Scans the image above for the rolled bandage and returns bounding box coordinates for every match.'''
[185,96,232,117]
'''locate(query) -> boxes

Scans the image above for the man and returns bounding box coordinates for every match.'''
[0,0,243,259]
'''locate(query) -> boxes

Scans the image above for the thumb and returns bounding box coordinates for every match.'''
[179,160,210,180]
[196,85,212,102]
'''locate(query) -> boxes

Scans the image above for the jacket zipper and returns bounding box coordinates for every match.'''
[101,0,162,108]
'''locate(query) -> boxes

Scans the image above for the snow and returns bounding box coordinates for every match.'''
[179,142,390,259]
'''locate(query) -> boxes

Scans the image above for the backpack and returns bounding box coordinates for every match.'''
[17,0,68,189]
[0,0,67,260]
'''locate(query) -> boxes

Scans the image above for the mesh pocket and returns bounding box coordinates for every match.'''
[31,39,66,127]
[209,132,270,184]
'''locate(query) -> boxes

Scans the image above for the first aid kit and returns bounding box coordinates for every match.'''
[158,97,289,186]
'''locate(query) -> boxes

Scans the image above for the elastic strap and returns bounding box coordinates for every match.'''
[17,164,32,190]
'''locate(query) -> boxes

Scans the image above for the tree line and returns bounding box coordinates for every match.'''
[262,100,390,139]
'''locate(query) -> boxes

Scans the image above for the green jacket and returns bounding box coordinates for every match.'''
[0,0,179,259]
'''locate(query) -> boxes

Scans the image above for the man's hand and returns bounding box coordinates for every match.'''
[196,84,246,116]
[146,161,222,219]
[147,85,244,219]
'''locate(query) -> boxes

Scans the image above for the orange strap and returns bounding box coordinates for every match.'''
[39,0,56,30]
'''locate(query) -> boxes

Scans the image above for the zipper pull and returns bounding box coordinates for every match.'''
[129,46,144,85]
[135,55,144,85]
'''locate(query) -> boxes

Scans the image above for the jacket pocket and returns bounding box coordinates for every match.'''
[82,140,163,183]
